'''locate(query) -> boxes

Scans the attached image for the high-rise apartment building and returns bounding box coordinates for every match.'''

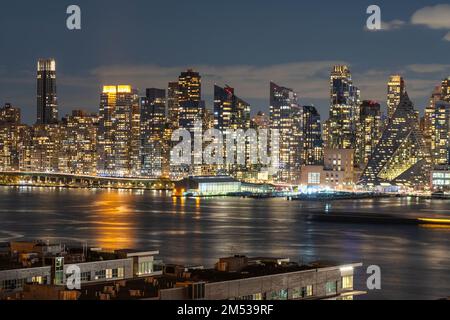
[270,82,301,183]
[97,85,140,177]
[0,104,30,172]
[431,101,450,166]
[213,85,251,178]
[387,75,405,120]
[327,66,360,153]
[301,106,323,166]
[356,101,382,168]
[36,59,58,125]
[61,110,98,176]
[141,88,167,178]
[441,77,450,102]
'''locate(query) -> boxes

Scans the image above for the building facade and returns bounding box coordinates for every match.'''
[269,82,301,183]
[36,59,58,125]
[357,101,382,169]
[97,85,141,177]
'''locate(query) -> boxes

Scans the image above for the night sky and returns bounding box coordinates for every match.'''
[1,0,450,124]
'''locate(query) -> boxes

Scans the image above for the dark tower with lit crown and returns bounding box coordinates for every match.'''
[36,58,58,124]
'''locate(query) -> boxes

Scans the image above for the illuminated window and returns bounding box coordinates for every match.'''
[326,281,337,295]
[342,275,353,290]
[308,172,320,184]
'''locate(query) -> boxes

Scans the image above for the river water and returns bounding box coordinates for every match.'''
[0,187,449,299]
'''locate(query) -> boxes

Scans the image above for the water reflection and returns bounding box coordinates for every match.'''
[91,191,137,250]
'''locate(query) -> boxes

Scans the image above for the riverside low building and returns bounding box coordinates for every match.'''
[173,176,241,196]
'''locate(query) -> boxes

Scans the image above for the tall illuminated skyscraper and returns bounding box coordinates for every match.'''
[214,85,250,132]
[141,88,167,177]
[270,81,300,183]
[387,75,405,119]
[214,85,251,177]
[61,110,98,176]
[178,69,204,130]
[442,77,450,102]
[356,101,382,168]
[327,65,360,151]
[167,81,180,127]
[301,106,323,166]
[431,101,450,166]
[97,85,140,177]
[423,86,442,150]
[36,58,58,125]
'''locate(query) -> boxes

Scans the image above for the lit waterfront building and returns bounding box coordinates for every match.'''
[300,148,355,190]
[269,81,301,183]
[29,124,64,173]
[356,101,382,168]
[430,101,450,166]
[97,85,141,177]
[36,59,58,125]
[387,75,405,120]
[301,106,323,166]
[141,88,167,178]
[359,93,431,188]
[326,66,360,166]
[60,110,98,176]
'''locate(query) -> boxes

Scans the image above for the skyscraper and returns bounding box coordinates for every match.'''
[359,93,431,188]
[270,81,301,183]
[214,85,251,177]
[423,86,442,150]
[301,106,323,166]
[431,101,450,166]
[178,69,204,130]
[97,85,140,177]
[167,81,180,127]
[327,66,360,151]
[387,75,405,119]
[170,69,205,179]
[442,77,450,102]
[61,110,98,176]
[0,104,29,172]
[141,88,167,177]
[36,58,58,124]
[356,101,382,168]
[214,85,250,132]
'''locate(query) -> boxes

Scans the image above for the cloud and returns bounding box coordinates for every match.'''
[381,20,406,31]
[406,64,450,74]
[411,4,450,29]
[364,19,406,32]
[444,32,450,42]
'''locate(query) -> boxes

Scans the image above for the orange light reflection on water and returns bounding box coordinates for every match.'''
[91,191,137,250]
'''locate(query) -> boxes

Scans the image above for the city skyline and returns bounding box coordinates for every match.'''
[1,1,450,124]
[1,56,449,191]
